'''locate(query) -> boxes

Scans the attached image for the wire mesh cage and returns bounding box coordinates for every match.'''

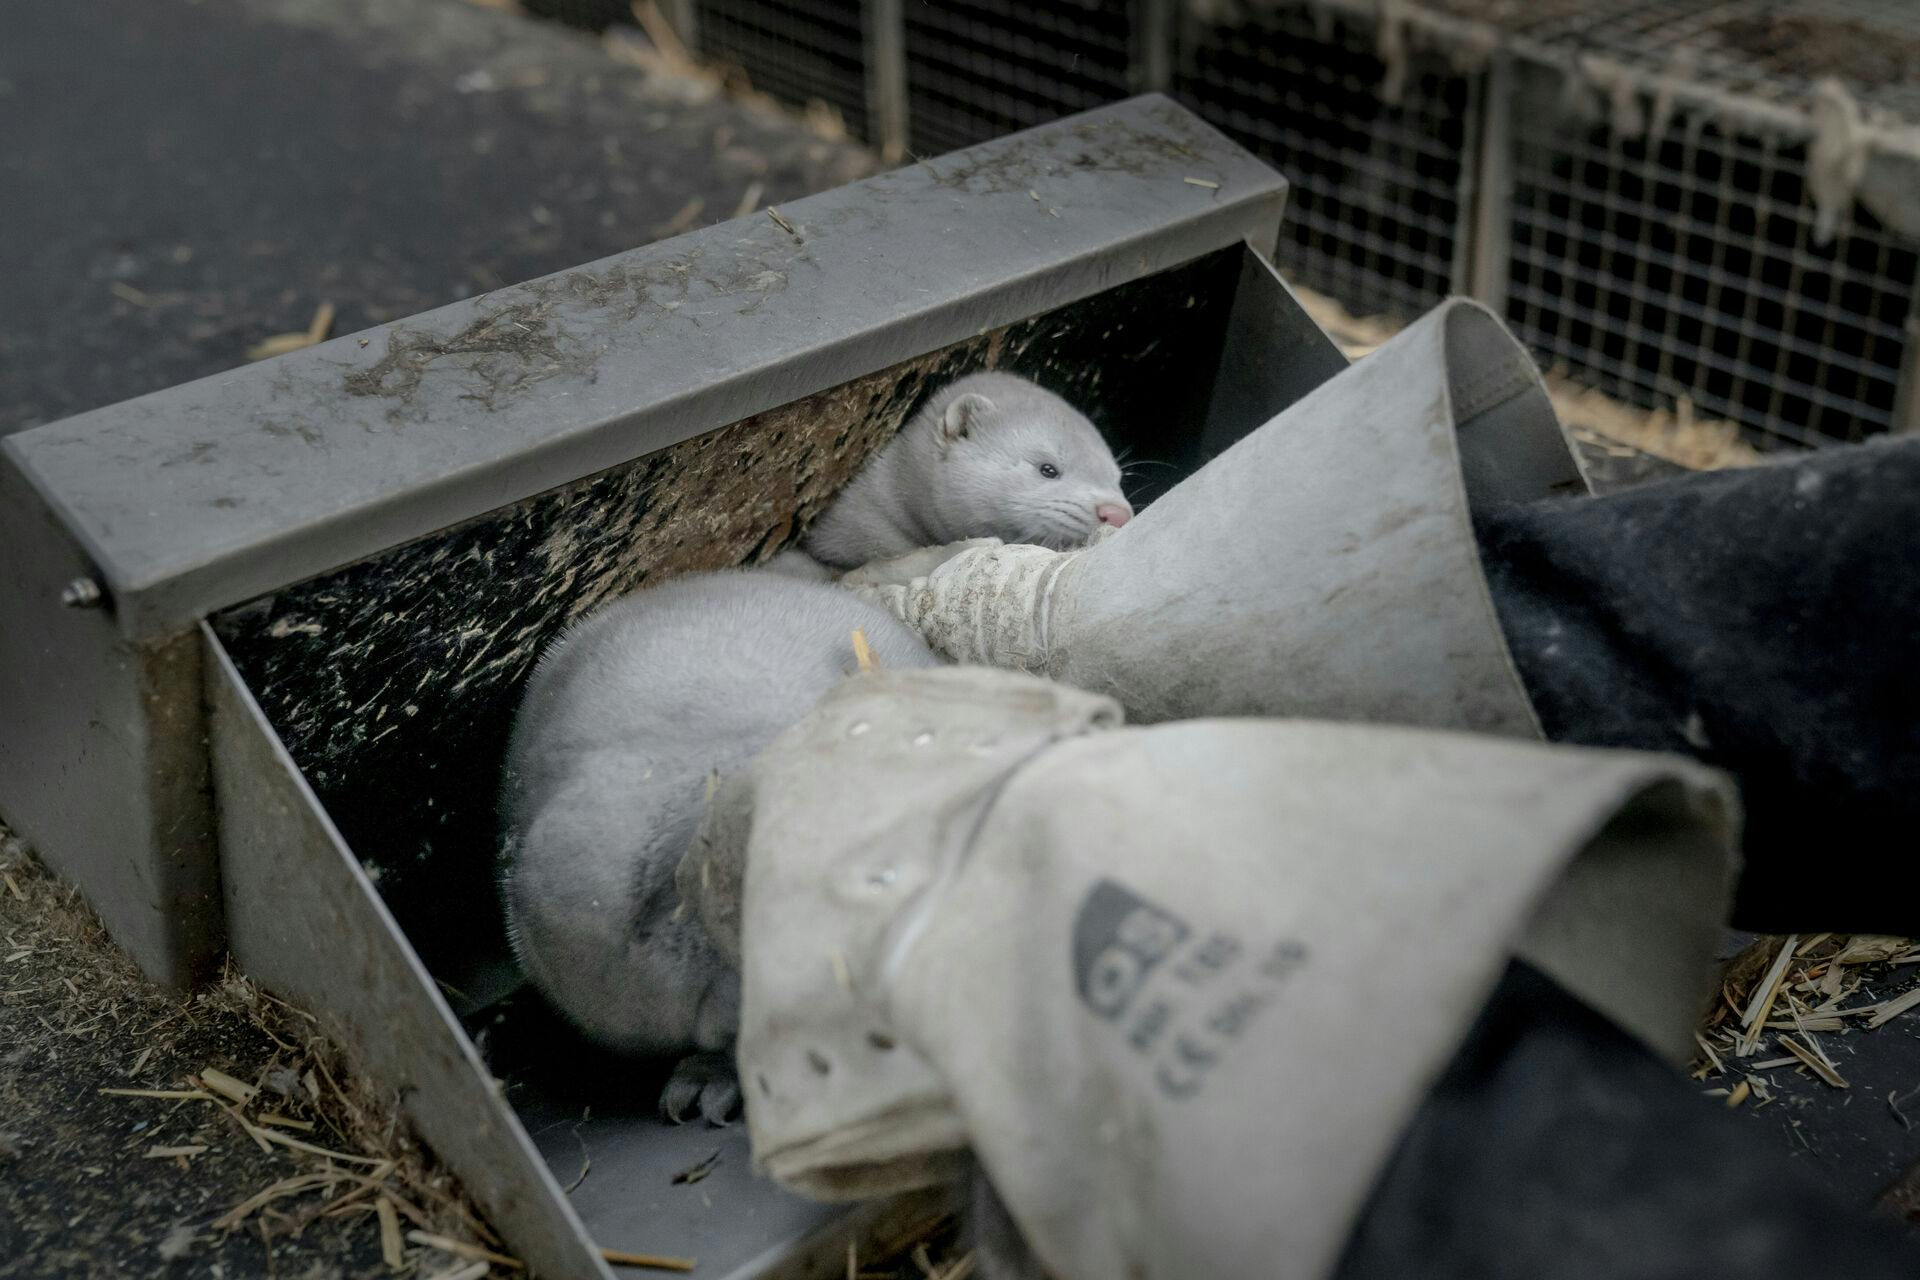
[694,0,871,139]
[661,0,1920,449]
[1514,0,1920,123]
[1502,59,1917,449]
[1173,3,1473,320]
[901,0,1137,156]
[518,0,635,31]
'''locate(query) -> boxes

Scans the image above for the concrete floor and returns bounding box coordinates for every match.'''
[0,0,870,437]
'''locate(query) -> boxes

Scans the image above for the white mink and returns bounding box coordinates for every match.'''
[801,371,1133,571]
[499,373,1129,1135]
[499,571,940,1123]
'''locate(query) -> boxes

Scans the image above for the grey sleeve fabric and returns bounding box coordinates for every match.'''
[1478,434,1920,930]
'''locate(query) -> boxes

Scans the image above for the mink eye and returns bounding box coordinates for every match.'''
[1037,462,1061,479]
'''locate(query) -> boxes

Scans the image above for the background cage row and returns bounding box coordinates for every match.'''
[672,0,1920,451]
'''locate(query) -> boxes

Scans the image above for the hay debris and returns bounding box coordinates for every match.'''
[1736,934,1799,1055]
[99,1088,213,1100]
[935,1253,977,1280]
[671,1149,721,1185]
[1288,284,1763,469]
[1694,932,1920,1096]
[425,1263,491,1280]
[602,1245,698,1272]
[407,1228,524,1269]
[732,180,766,220]
[198,1067,259,1106]
[1779,1036,1849,1089]
[0,827,498,1272]
[216,1171,348,1231]
[216,1098,276,1154]
[1864,986,1920,1029]
[1548,376,1761,471]
[630,0,694,71]
[251,1121,393,1165]
[802,98,848,142]
[562,1114,592,1194]
[654,195,705,239]
[1692,1031,1724,1077]
[246,302,336,361]
[379,1195,406,1269]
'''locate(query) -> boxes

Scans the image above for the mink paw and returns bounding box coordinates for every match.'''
[659,1051,742,1126]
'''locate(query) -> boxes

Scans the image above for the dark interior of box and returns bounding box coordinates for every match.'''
[210,246,1275,1232]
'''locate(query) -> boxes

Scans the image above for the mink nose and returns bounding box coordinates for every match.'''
[1096,502,1133,528]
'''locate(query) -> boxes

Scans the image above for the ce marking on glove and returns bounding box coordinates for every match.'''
[1072,878,1310,1100]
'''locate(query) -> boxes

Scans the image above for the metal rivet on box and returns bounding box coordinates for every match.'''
[60,578,104,609]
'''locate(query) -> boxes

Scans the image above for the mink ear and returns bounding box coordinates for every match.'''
[940,393,994,446]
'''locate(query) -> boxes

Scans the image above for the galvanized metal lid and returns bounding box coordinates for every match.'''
[4,95,1287,637]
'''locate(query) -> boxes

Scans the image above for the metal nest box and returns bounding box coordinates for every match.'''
[0,97,1348,1275]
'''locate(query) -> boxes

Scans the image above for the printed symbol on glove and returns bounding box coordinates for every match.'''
[1072,879,1190,1021]
[1074,882,1315,1099]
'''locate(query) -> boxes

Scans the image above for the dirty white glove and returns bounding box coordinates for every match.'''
[838,537,1004,591]
[678,665,1121,1195]
[851,299,1585,737]
[681,666,1738,1280]
[849,540,1076,672]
